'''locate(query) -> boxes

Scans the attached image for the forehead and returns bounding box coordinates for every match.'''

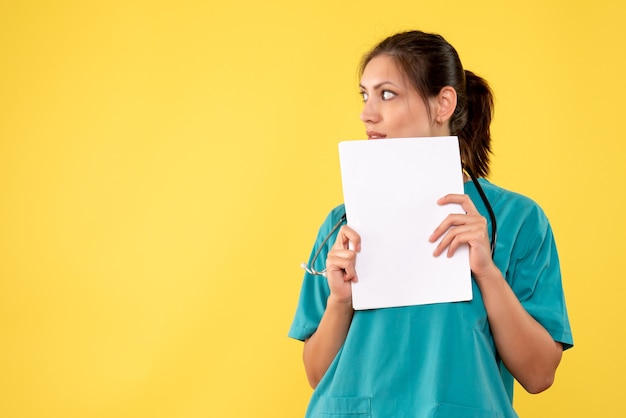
[360,54,407,86]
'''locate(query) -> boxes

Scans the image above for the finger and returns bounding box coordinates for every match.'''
[326,253,358,282]
[429,213,476,242]
[446,230,490,257]
[327,249,358,276]
[434,225,489,257]
[432,225,459,256]
[433,227,469,257]
[445,233,467,258]
[432,216,484,251]
[438,193,480,215]
[333,225,361,252]
[327,249,356,265]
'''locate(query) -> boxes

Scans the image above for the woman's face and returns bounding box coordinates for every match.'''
[359,54,444,140]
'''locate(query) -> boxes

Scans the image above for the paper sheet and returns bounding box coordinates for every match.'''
[338,136,472,310]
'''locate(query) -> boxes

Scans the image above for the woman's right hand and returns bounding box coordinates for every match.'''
[304,225,360,388]
[325,225,361,304]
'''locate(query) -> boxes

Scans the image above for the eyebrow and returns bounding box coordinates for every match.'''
[359,81,401,90]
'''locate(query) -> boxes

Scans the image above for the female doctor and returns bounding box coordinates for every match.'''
[289,30,573,418]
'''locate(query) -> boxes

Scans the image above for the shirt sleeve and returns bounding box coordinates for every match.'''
[288,205,346,342]
[507,203,574,350]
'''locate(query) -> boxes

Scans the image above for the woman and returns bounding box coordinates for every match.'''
[289,30,573,418]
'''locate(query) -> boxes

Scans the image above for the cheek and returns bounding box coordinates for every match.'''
[390,109,415,132]
[399,113,431,137]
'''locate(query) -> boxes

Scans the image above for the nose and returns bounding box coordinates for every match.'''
[360,98,380,124]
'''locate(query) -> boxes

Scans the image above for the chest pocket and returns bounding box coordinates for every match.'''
[434,403,505,418]
[312,396,371,417]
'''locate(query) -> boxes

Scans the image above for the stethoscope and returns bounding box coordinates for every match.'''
[300,167,497,276]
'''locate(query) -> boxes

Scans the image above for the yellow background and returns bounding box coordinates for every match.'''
[1,1,624,417]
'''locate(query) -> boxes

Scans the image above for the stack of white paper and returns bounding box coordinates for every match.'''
[338,136,472,310]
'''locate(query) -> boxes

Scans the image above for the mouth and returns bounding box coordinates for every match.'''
[366,131,386,140]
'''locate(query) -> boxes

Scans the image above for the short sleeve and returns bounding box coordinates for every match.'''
[507,204,573,350]
[288,205,346,342]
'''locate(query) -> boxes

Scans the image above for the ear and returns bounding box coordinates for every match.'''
[434,86,457,124]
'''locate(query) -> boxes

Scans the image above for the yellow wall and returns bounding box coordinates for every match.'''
[1,1,624,416]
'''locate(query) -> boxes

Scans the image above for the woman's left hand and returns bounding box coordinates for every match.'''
[429,193,495,279]
[431,194,564,394]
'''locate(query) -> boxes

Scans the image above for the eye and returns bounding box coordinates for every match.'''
[359,91,369,102]
[381,90,396,100]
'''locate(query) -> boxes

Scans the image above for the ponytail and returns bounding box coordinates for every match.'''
[457,70,494,178]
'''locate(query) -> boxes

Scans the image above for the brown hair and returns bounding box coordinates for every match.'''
[360,30,494,177]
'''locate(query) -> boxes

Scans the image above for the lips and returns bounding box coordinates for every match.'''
[366,131,386,140]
